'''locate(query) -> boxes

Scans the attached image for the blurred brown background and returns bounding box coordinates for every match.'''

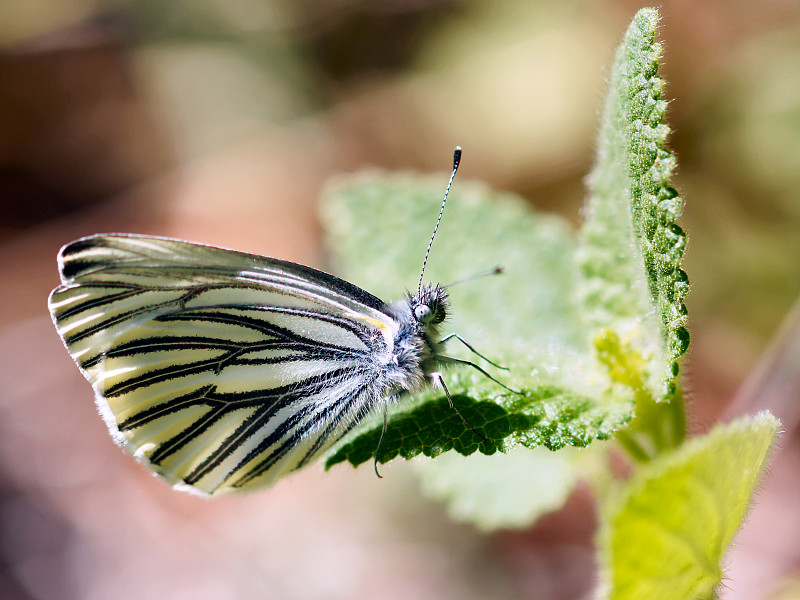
[1,1,799,599]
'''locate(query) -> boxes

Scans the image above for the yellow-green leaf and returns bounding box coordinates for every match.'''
[599,412,780,600]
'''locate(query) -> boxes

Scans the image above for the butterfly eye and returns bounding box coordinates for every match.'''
[414,304,431,322]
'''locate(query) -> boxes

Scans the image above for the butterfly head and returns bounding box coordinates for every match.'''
[412,284,449,326]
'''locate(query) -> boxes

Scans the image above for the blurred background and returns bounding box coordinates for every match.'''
[1,0,799,598]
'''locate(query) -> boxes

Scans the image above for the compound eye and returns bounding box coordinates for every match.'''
[414,304,431,322]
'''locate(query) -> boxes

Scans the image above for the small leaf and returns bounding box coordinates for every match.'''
[578,7,689,403]
[598,412,780,600]
[596,330,685,459]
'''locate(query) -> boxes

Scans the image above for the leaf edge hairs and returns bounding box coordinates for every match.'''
[48,148,497,496]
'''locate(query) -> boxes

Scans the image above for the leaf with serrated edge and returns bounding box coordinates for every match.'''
[578,7,689,403]
[321,175,634,469]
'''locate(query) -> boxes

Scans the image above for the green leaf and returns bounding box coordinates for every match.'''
[596,330,686,460]
[325,387,631,469]
[321,173,586,355]
[598,412,780,600]
[414,447,581,532]
[320,174,634,470]
[578,7,689,404]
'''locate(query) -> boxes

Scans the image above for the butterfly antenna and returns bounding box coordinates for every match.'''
[443,265,504,288]
[418,146,462,296]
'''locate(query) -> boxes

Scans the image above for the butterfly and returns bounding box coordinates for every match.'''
[49,148,503,496]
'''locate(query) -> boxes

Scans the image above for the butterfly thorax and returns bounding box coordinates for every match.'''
[385,284,449,394]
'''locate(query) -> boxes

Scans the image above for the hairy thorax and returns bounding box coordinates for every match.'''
[384,284,449,395]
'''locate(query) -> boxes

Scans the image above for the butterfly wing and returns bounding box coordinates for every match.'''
[49,234,399,495]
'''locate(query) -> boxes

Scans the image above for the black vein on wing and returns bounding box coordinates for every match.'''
[51,235,396,493]
[229,378,377,488]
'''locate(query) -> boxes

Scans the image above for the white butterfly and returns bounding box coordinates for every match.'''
[49,148,498,495]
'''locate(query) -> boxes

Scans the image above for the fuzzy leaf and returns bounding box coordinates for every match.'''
[414,447,581,532]
[578,7,689,403]
[326,387,630,469]
[320,174,634,470]
[598,412,780,600]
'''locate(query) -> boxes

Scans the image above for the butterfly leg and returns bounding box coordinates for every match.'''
[434,355,523,395]
[440,333,509,370]
[373,392,406,478]
[373,406,389,479]
[431,373,487,443]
